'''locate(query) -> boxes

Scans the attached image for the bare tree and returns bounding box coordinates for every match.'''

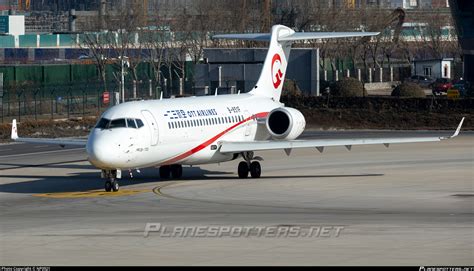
[415,9,460,59]
[80,30,114,92]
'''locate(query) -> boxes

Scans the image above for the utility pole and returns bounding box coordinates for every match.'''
[99,0,106,30]
[121,58,125,103]
[240,0,247,32]
[261,0,271,32]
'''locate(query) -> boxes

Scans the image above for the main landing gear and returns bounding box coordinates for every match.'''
[159,164,183,179]
[238,151,262,179]
[102,169,121,192]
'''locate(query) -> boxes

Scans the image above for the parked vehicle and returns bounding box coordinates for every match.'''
[432,78,453,96]
[452,80,473,97]
[78,54,92,60]
[405,75,435,88]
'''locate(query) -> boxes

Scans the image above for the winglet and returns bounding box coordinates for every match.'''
[442,117,465,140]
[11,119,18,140]
[452,117,465,138]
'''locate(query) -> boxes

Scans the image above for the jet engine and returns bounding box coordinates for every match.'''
[265,107,305,140]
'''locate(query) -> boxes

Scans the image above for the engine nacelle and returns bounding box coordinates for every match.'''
[265,107,306,140]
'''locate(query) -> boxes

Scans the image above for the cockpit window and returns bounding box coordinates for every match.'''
[109,119,127,129]
[127,119,137,128]
[95,118,110,129]
[96,117,144,129]
[136,119,144,128]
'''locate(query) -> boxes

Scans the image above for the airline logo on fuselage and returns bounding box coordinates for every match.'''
[164,109,217,120]
[271,53,284,89]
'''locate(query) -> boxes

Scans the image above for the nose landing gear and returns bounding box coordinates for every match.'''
[102,169,121,192]
[104,179,119,192]
[238,152,262,179]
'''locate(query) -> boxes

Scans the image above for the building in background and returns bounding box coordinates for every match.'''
[412,58,453,79]
[0,14,24,36]
[449,0,474,84]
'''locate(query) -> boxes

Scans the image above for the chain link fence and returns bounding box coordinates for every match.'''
[0,80,165,124]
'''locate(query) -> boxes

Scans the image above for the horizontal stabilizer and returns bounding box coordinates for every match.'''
[213,31,379,42]
[278,32,379,41]
[212,33,271,41]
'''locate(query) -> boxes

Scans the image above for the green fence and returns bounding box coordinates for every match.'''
[18,34,37,48]
[39,35,57,47]
[0,62,161,86]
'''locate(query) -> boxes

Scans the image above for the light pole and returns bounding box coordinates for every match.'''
[120,56,129,103]
[121,57,125,103]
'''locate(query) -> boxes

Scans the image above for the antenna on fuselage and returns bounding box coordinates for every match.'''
[238,89,241,95]
[215,88,218,96]
[160,91,163,100]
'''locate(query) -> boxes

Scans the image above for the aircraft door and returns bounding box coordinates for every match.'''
[141,110,159,146]
[244,110,251,138]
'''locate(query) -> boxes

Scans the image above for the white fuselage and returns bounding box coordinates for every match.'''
[86,93,282,170]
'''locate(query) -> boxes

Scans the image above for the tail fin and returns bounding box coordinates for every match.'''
[213,24,379,101]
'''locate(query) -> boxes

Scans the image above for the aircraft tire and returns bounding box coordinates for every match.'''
[250,161,261,178]
[105,180,112,192]
[112,180,119,192]
[238,161,249,178]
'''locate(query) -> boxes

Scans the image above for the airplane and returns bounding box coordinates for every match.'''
[10,25,465,192]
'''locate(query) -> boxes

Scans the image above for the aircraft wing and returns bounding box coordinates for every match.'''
[10,119,88,147]
[219,118,464,154]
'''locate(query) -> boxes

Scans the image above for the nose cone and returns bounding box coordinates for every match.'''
[87,130,122,169]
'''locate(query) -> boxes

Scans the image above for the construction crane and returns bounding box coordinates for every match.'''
[17,0,30,11]
[361,7,406,43]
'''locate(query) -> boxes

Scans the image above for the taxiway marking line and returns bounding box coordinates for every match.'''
[33,189,149,198]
